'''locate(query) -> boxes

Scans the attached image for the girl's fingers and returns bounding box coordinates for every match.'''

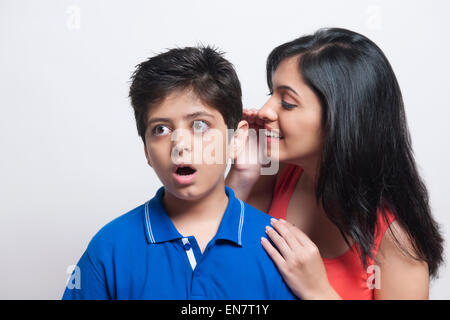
[243,108,256,116]
[242,110,251,120]
[280,219,315,249]
[243,111,254,123]
[254,110,265,127]
[243,108,266,133]
[255,116,265,127]
[270,218,304,252]
[265,225,292,259]
[261,237,286,270]
[244,108,258,115]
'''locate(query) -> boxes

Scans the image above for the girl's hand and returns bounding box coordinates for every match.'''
[230,109,264,183]
[225,108,266,201]
[261,218,341,300]
[232,108,266,174]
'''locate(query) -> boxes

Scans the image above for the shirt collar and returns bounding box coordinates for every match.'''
[143,185,245,246]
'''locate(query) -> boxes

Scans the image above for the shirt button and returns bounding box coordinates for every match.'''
[183,243,191,251]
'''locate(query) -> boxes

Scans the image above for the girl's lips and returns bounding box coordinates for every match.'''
[263,126,284,142]
[266,135,284,143]
[173,170,197,185]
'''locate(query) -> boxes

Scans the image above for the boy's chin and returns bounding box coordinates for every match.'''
[166,184,203,201]
[166,179,224,201]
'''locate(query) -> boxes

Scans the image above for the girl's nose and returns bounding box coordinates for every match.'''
[258,100,278,123]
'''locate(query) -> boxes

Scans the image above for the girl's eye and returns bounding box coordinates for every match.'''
[152,125,171,136]
[192,120,209,133]
[281,100,297,110]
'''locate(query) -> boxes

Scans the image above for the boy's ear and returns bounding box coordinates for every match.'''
[143,143,153,168]
[229,120,249,160]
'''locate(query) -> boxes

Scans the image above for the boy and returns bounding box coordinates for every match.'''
[62,46,297,299]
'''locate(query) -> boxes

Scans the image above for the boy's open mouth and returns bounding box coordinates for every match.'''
[173,164,198,185]
[175,165,197,176]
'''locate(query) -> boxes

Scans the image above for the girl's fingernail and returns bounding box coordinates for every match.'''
[270,218,277,224]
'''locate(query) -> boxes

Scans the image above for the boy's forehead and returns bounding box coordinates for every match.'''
[146,89,223,123]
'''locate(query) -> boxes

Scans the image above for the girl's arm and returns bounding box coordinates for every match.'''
[374,220,429,299]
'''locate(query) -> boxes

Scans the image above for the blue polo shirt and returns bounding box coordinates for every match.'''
[62,185,297,300]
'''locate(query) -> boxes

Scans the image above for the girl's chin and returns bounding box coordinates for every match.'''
[266,149,304,165]
[266,147,283,161]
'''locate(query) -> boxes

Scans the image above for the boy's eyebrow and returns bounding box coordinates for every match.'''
[276,85,300,97]
[147,111,215,126]
[184,111,215,120]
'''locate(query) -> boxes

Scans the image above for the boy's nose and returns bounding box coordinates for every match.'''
[171,141,193,166]
[173,144,191,156]
[171,129,192,153]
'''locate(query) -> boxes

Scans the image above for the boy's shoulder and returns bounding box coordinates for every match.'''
[84,190,275,253]
[86,202,146,254]
[238,199,274,242]
[241,200,273,222]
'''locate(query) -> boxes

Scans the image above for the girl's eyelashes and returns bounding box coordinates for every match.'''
[267,89,297,109]
[151,120,210,136]
[281,100,297,109]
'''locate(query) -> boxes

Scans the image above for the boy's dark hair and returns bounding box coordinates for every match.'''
[129,45,243,145]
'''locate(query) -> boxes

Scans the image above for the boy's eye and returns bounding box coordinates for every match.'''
[192,120,209,133]
[152,125,171,136]
[151,121,209,136]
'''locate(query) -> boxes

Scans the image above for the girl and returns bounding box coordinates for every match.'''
[226,28,444,299]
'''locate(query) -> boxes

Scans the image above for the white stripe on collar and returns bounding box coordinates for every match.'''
[145,197,245,246]
[238,199,245,246]
[144,201,156,243]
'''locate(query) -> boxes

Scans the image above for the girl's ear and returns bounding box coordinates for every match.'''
[229,120,249,160]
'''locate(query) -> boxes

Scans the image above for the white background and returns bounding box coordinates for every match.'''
[0,0,449,299]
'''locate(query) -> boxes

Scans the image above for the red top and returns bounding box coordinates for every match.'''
[267,164,396,300]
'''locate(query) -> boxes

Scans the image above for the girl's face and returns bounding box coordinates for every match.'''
[258,55,324,165]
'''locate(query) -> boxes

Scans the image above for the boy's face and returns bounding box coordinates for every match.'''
[143,89,247,201]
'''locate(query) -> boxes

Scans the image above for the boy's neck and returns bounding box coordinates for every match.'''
[162,180,229,225]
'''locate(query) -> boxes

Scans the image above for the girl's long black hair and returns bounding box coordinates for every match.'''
[267,28,444,277]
